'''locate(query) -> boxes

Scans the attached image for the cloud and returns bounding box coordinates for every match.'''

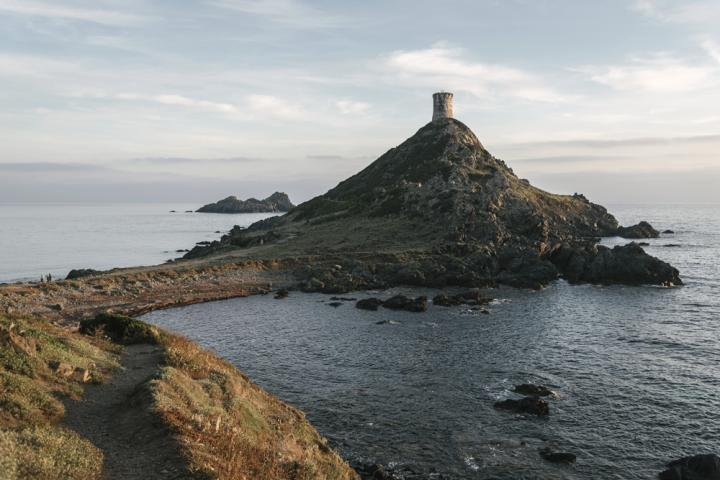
[577,55,717,93]
[0,162,108,172]
[632,0,720,25]
[335,99,370,115]
[0,0,147,27]
[383,44,576,103]
[702,39,720,64]
[211,0,346,28]
[507,133,720,149]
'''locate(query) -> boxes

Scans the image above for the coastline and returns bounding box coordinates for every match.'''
[0,256,361,479]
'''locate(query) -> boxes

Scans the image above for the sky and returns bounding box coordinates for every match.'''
[1,0,719,205]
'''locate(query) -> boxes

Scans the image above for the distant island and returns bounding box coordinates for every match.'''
[196,191,294,213]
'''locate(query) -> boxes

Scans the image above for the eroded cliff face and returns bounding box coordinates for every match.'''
[187,119,680,289]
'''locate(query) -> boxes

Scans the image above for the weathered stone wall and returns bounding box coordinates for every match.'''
[432,92,453,121]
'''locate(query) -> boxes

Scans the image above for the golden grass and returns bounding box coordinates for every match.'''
[0,425,103,480]
[153,334,359,480]
[0,314,119,480]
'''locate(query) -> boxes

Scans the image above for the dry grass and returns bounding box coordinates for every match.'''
[153,333,359,480]
[0,313,119,480]
[0,425,103,480]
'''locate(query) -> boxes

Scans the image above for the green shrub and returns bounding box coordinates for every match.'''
[79,313,159,345]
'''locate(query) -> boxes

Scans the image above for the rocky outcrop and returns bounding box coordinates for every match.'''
[382,295,428,312]
[197,192,294,213]
[615,221,660,239]
[494,396,549,416]
[185,107,681,289]
[659,454,720,480]
[547,242,682,286]
[433,290,492,307]
[66,268,101,280]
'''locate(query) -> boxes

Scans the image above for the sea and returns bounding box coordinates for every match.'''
[0,203,277,283]
[3,203,719,478]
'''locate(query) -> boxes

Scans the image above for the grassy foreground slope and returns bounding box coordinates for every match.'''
[0,312,358,480]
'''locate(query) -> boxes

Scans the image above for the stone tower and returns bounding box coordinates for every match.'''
[432,92,453,122]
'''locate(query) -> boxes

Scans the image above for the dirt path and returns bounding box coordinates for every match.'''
[62,344,192,480]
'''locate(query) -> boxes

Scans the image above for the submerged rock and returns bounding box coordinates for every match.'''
[494,396,549,416]
[548,242,681,286]
[327,302,343,307]
[513,384,554,397]
[659,454,720,480]
[539,447,576,464]
[274,288,289,299]
[382,295,428,312]
[663,229,675,234]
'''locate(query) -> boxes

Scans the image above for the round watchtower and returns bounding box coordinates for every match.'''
[432,92,453,122]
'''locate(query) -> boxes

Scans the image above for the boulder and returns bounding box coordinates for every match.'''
[659,454,720,480]
[494,396,549,416]
[356,298,384,311]
[663,229,675,234]
[274,288,289,299]
[513,384,554,397]
[65,268,100,280]
[539,447,576,464]
[73,367,91,383]
[547,242,682,286]
[382,295,428,312]
[616,221,659,239]
[327,302,343,308]
[49,360,74,378]
[433,290,492,307]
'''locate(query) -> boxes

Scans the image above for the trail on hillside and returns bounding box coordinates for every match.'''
[63,344,192,480]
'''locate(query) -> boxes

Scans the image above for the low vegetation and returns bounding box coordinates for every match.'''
[0,313,119,480]
[152,333,358,480]
[0,309,357,480]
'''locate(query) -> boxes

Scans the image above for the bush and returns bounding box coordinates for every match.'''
[79,314,159,345]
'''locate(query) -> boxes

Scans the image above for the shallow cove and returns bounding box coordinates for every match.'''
[141,283,717,479]
[141,205,720,479]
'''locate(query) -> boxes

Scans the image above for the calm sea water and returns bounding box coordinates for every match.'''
[141,204,720,479]
[0,203,275,283]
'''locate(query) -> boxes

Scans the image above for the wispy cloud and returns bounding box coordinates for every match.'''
[335,99,370,115]
[632,0,720,25]
[211,0,346,28]
[0,0,147,27]
[384,44,577,103]
[577,55,717,93]
[702,39,720,64]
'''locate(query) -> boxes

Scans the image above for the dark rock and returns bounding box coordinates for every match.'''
[185,210,193,213]
[66,268,100,280]
[327,302,343,307]
[382,295,428,312]
[329,296,357,301]
[616,221,660,239]
[494,396,549,416]
[433,290,492,307]
[356,298,384,311]
[513,384,554,397]
[638,242,650,246]
[375,320,401,325]
[659,454,720,480]
[539,447,576,464]
[197,192,294,213]
[548,242,682,286]
[274,288,289,299]
[664,244,681,248]
[662,229,675,234]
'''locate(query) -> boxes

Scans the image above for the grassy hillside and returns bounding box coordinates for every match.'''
[0,312,358,480]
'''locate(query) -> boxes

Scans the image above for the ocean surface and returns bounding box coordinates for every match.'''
[140,204,720,479]
[0,203,276,283]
